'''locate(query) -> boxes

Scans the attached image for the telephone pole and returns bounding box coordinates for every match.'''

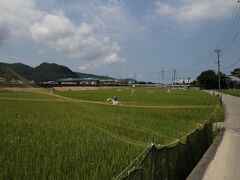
[214,48,222,90]
[173,69,176,85]
[161,70,164,84]
[134,72,136,84]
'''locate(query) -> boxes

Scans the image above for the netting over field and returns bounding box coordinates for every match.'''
[116,107,217,180]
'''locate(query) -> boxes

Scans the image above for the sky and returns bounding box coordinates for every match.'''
[0,0,239,82]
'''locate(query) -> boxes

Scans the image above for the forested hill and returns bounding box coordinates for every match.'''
[0,62,113,82]
[20,62,78,82]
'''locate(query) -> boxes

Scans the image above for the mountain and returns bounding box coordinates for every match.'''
[21,62,78,82]
[0,62,33,81]
[0,62,33,73]
[0,62,114,82]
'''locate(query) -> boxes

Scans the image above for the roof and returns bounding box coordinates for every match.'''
[227,75,240,83]
[57,78,99,82]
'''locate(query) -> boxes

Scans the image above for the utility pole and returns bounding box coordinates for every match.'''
[134,72,136,84]
[161,70,164,84]
[173,69,176,85]
[214,47,222,90]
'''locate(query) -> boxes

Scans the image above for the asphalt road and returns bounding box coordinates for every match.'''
[187,92,240,180]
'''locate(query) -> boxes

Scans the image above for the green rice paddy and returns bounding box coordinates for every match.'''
[0,87,223,179]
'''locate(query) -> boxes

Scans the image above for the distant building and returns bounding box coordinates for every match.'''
[0,77,6,83]
[226,75,240,89]
[123,79,136,85]
[99,79,115,86]
[57,78,100,86]
[43,77,159,86]
[176,78,196,85]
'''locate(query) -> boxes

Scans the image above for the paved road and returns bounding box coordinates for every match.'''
[187,92,240,180]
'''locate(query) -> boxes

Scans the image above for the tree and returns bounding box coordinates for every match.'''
[190,79,198,87]
[197,70,217,89]
[197,70,227,89]
[231,68,240,78]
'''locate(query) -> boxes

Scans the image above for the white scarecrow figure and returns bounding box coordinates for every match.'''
[167,88,171,93]
[107,96,120,105]
[130,84,136,96]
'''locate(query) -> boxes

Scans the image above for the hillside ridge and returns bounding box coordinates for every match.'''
[0,62,113,82]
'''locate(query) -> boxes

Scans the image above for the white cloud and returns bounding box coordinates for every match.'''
[91,0,143,40]
[0,0,127,71]
[30,11,125,70]
[0,0,42,45]
[151,0,235,24]
[154,2,176,16]
[79,64,92,71]
[104,53,122,64]
[79,50,126,72]
[65,0,144,41]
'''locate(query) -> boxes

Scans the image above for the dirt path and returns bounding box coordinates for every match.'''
[187,92,240,180]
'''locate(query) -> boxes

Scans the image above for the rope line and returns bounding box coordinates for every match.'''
[88,121,148,147]
[155,104,219,148]
[114,143,154,180]
[92,120,177,144]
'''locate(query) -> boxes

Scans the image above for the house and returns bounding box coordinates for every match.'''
[226,75,240,89]
[0,77,6,83]
[57,78,100,86]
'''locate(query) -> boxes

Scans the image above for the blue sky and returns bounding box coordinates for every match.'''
[0,0,239,82]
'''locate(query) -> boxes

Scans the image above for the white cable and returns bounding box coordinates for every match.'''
[114,143,154,179]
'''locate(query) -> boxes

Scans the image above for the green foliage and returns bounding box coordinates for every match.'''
[197,70,227,89]
[0,88,223,179]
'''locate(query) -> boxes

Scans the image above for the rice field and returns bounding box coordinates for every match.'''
[219,89,240,97]
[0,87,223,179]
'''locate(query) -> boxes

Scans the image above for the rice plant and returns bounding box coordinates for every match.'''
[0,88,223,179]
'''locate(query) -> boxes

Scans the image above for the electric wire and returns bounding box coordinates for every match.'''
[222,56,240,71]
[219,3,239,49]
[221,4,240,53]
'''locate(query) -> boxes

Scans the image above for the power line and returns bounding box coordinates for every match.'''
[220,2,240,53]
[175,53,216,73]
[222,24,240,53]
[219,3,240,48]
[176,1,240,75]
[222,56,240,71]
